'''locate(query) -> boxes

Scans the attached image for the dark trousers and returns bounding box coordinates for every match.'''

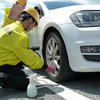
[0,62,29,91]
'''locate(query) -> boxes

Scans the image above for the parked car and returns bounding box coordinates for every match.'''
[28,0,100,82]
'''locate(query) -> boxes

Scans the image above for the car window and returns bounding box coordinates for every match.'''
[43,1,82,10]
[34,4,44,18]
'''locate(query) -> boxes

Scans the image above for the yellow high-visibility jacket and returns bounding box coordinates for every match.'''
[0,21,44,69]
[2,7,15,28]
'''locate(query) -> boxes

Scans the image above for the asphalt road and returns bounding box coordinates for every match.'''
[0,66,100,100]
[62,72,100,100]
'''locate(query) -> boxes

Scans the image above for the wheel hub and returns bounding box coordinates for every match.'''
[46,38,60,77]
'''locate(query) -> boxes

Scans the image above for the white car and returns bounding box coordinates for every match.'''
[28,0,100,82]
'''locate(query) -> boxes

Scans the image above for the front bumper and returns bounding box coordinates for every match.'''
[57,23,100,72]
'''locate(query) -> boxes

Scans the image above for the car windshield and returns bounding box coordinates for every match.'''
[43,0,100,10]
[43,1,82,10]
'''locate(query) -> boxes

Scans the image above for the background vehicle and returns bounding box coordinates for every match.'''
[28,0,100,82]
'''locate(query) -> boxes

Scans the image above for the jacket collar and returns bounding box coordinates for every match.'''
[15,21,27,33]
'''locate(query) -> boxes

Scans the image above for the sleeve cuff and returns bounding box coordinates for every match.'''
[41,63,48,69]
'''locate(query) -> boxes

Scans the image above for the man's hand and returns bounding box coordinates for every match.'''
[8,4,24,20]
[45,65,55,73]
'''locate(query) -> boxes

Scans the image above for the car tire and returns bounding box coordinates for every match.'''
[44,31,76,82]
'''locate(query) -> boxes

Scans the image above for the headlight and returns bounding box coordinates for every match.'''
[70,10,100,27]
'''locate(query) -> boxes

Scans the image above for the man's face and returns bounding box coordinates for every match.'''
[27,20,37,31]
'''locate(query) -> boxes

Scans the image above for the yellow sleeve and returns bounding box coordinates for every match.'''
[2,7,15,28]
[13,35,44,69]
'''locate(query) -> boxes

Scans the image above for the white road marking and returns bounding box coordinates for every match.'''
[24,67,90,100]
[35,76,90,100]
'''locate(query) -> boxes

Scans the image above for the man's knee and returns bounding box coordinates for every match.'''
[6,74,29,91]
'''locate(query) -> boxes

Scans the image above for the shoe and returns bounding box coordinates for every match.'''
[0,73,8,87]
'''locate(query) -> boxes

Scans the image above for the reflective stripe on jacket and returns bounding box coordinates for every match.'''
[0,21,44,69]
[2,7,15,28]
